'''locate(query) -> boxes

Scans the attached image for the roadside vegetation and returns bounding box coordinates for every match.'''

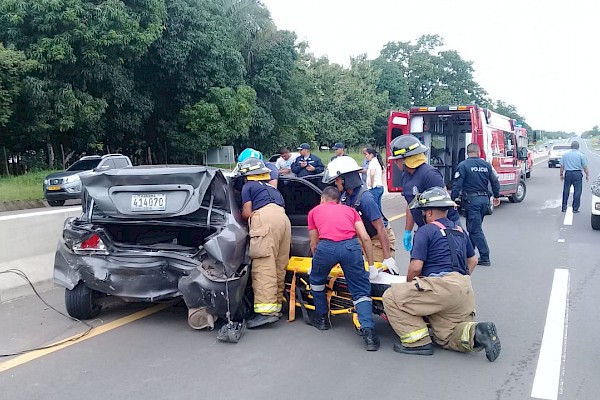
[0,0,533,175]
[0,170,59,202]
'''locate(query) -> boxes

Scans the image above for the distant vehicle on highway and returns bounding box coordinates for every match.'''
[43,154,132,206]
[547,144,571,168]
[592,175,600,230]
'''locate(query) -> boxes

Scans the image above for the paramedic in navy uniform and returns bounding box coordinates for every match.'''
[387,135,461,253]
[451,143,500,266]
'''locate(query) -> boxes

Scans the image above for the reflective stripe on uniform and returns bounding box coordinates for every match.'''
[353,296,372,305]
[254,303,282,314]
[460,321,478,351]
[400,327,429,344]
[311,284,326,292]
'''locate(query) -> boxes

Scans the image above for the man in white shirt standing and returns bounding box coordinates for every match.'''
[275,147,300,175]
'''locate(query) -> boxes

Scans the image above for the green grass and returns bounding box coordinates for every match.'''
[0,170,59,202]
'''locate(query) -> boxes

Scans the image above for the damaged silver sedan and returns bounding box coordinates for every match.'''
[54,165,322,339]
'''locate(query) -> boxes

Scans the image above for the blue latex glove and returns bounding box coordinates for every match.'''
[403,230,413,252]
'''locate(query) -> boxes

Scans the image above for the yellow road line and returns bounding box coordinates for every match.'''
[0,303,172,373]
[389,212,406,222]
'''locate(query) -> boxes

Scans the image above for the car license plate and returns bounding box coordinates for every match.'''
[131,193,166,212]
[47,185,61,191]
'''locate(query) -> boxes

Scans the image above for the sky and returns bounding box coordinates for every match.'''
[261,0,599,133]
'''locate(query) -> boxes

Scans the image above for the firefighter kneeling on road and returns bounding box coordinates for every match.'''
[237,157,292,329]
[308,186,380,351]
[382,187,501,362]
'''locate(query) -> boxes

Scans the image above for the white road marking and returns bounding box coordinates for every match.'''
[563,207,573,226]
[557,239,565,243]
[0,206,82,222]
[531,268,570,400]
[583,139,600,158]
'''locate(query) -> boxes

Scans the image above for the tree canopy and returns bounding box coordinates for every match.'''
[0,0,540,171]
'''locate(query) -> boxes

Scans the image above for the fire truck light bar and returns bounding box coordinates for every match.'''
[412,106,469,112]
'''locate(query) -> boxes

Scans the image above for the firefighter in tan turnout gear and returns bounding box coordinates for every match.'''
[382,187,501,361]
[237,157,292,328]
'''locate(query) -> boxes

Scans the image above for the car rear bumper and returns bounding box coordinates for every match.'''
[54,244,249,317]
[54,245,198,302]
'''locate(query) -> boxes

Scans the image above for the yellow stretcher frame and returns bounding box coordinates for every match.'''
[285,256,385,329]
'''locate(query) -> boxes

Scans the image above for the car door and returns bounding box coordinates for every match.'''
[277,176,323,257]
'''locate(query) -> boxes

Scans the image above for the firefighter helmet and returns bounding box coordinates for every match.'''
[238,148,263,162]
[236,157,271,177]
[409,187,457,209]
[322,156,362,184]
[388,135,429,160]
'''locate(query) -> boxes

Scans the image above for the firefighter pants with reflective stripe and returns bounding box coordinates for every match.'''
[249,204,291,315]
[309,238,374,329]
[382,272,477,351]
[371,226,396,263]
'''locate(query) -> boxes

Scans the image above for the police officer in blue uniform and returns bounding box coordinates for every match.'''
[450,143,500,266]
[291,143,325,178]
[388,135,461,253]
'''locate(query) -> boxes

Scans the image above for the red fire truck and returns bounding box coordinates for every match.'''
[386,105,529,203]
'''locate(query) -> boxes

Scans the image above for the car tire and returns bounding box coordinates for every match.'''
[592,214,600,231]
[548,162,553,168]
[48,200,66,207]
[65,282,102,319]
[526,170,531,179]
[509,179,526,203]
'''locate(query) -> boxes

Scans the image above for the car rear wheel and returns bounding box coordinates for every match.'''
[48,200,66,207]
[526,170,531,178]
[65,282,102,319]
[509,179,526,203]
[592,214,600,231]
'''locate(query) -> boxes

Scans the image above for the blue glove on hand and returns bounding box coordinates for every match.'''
[403,230,413,252]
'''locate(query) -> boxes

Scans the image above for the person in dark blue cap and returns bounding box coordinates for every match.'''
[331,142,346,161]
[291,143,325,178]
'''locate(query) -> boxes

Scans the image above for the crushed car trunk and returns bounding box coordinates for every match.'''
[103,223,217,251]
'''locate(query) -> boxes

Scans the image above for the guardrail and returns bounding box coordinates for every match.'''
[0,207,81,302]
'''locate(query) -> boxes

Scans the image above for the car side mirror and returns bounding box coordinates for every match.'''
[94,165,110,172]
[517,147,529,160]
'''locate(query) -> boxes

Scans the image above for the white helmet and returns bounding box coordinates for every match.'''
[322,156,362,184]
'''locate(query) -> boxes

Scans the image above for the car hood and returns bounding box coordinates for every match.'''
[45,170,83,179]
[81,165,228,219]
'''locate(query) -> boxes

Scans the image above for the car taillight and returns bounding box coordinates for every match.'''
[595,203,600,211]
[73,234,108,254]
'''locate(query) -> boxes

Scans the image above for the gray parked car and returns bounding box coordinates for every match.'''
[43,154,132,206]
[53,165,323,324]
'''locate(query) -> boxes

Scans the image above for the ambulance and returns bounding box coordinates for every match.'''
[386,105,529,203]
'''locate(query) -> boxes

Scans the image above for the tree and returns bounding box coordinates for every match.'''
[136,0,246,163]
[174,85,257,162]
[0,0,166,165]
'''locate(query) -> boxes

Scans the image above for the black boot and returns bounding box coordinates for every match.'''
[474,322,501,362]
[361,328,380,351]
[393,342,434,356]
[312,314,329,330]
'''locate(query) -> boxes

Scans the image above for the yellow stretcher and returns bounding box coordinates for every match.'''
[284,257,388,329]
